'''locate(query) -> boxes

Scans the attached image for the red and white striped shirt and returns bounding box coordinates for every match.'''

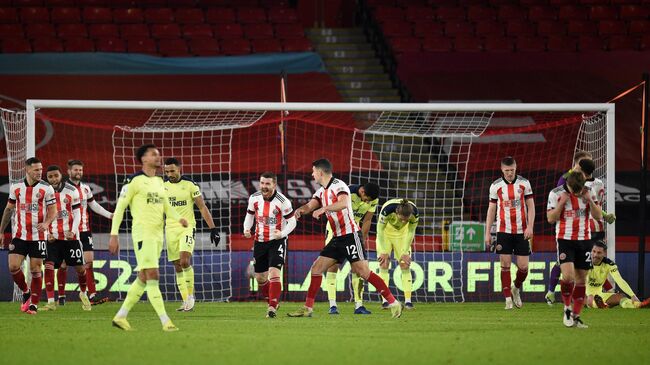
[68,180,94,233]
[313,178,359,237]
[246,190,293,242]
[8,179,56,241]
[585,177,605,233]
[49,183,81,240]
[547,185,598,240]
[489,176,534,234]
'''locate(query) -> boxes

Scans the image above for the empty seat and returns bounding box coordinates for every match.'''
[413,21,444,37]
[580,0,610,4]
[32,37,64,52]
[127,37,157,54]
[454,36,483,52]
[95,37,126,52]
[608,35,638,50]
[568,20,597,35]
[444,21,474,36]
[113,8,143,23]
[25,23,54,38]
[281,37,311,52]
[546,35,577,51]
[0,24,23,38]
[467,5,496,21]
[529,6,557,21]
[506,20,536,36]
[64,37,95,52]
[82,7,112,23]
[558,5,589,20]
[88,23,118,38]
[515,36,546,52]
[498,5,527,21]
[578,35,605,51]
[220,38,251,54]
[57,23,88,38]
[437,6,466,21]
[188,37,220,55]
[213,23,243,39]
[268,7,297,23]
[244,22,274,39]
[174,8,204,24]
[0,8,18,23]
[251,37,281,52]
[598,20,627,35]
[78,0,109,5]
[20,7,49,23]
[629,20,650,35]
[14,0,43,6]
[382,21,413,37]
[521,0,550,4]
[405,6,435,22]
[140,0,167,7]
[374,6,404,23]
[2,38,32,52]
[206,8,235,23]
[589,6,617,20]
[182,24,213,38]
[620,5,650,20]
[158,38,190,56]
[389,36,421,53]
[46,0,77,6]
[151,23,181,38]
[51,7,81,23]
[144,8,174,24]
[639,35,650,51]
[537,20,567,36]
[421,36,452,51]
[237,7,266,23]
[475,20,504,36]
[120,23,150,38]
[274,23,303,38]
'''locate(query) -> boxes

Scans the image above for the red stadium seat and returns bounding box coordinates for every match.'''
[506,20,536,36]
[151,23,181,39]
[205,8,235,23]
[113,8,143,24]
[199,0,234,6]
[620,5,650,20]
[88,23,118,38]
[2,38,32,52]
[640,35,650,51]
[232,0,259,6]
[558,5,589,21]
[629,20,650,35]
[0,24,23,38]
[13,0,43,6]
[608,35,638,51]
[144,8,174,24]
[0,8,18,23]
[110,0,138,7]
[421,36,452,52]
[537,20,567,36]
[251,37,281,53]
[57,23,88,38]
[188,37,220,56]
[25,23,54,38]
[95,37,126,52]
[589,6,617,20]
[64,37,95,52]
[498,5,527,21]
[126,37,157,54]
[516,36,546,52]
[268,7,297,24]
[521,0,549,4]
[78,0,109,5]
[182,24,213,39]
[389,36,421,53]
[531,6,558,21]
[437,6,466,21]
[374,6,404,23]
[382,21,413,37]
[244,22,274,39]
[82,7,112,23]
[546,35,577,51]
[405,6,435,22]
[413,21,443,37]
[281,37,311,52]
[174,8,204,24]
[140,0,167,7]
[568,20,597,35]
[51,7,81,24]
[20,7,49,23]
[580,0,610,4]
[158,38,190,56]
[237,7,266,23]
[32,37,64,52]
[467,6,496,21]
[444,21,474,37]
[274,23,304,39]
[120,23,150,38]
[46,0,77,6]
[213,23,243,39]
[598,20,627,36]
[475,20,505,36]
[578,35,605,51]
[454,36,483,52]
[220,38,251,55]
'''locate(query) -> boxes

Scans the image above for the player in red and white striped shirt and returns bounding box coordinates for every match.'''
[547,171,602,328]
[485,157,535,310]
[287,159,402,319]
[0,157,57,314]
[243,172,296,318]
[67,159,113,305]
[41,165,91,311]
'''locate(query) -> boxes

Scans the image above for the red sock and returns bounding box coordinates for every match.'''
[572,284,586,316]
[268,277,281,309]
[560,280,574,307]
[30,271,43,306]
[86,264,96,296]
[10,269,28,293]
[77,270,87,292]
[305,274,323,308]
[367,272,396,304]
[259,280,270,298]
[514,268,528,289]
[501,268,512,298]
[44,263,55,300]
[57,267,67,297]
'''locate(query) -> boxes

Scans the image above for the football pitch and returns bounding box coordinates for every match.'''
[1,301,648,365]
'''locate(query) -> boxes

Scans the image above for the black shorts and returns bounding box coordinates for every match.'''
[320,231,365,264]
[47,240,85,267]
[591,231,606,242]
[253,238,287,273]
[80,231,93,252]
[495,232,531,256]
[9,238,47,259]
[557,239,592,270]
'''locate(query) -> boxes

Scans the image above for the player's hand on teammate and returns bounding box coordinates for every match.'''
[210,227,220,245]
[243,229,252,238]
[108,235,119,255]
[524,227,533,240]
[312,208,326,220]
[294,207,305,220]
[270,229,282,240]
[179,218,189,228]
[36,223,48,232]
[64,231,75,240]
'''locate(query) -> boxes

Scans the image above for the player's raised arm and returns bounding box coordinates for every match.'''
[88,200,113,219]
[609,264,638,301]
[546,189,567,224]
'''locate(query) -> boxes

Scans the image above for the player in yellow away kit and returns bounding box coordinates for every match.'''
[325,183,380,315]
[164,158,219,312]
[587,240,650,309]
[109,144,188,332]
[376,199,419,310]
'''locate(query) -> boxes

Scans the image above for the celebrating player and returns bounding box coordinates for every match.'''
[587,240,650,309]
[0,157,57,314]
[65,159,113,305]
[484,156,534,310]
[243,172,296,318]
[547,171,602,328]
[325,182,379,315]
[287,159,402,318]
[110,144,188,332]
[163,158,220,312]
[376,198,419,310]
[42,165,91,311]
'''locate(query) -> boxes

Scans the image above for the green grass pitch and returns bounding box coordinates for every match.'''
[0,301,648,364]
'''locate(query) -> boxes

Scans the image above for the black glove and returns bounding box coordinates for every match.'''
[210,228,220,246]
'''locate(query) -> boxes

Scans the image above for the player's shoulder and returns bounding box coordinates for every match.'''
[274,191,290,203]
[124,171,146,184]
[331,178,348,188]
[36,179,51,187]
[490,177,504,187]
[250,191,262,200]
[180,175,199,187]
[516,175,530,183]
[550,185,565,194]
[349,184,360,194]
[62,182,77,192]
[602,257,616,267]
[380,198,401,214]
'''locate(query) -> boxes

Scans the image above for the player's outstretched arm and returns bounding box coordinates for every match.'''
[88,200,113,219]
[547,193,568,223]
[610,267,638,301]
[294,198,320,219]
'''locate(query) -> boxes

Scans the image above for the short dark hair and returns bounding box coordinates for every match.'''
[566,170,586,193]
[573,151,592,164]
[312,158,332,173]
[501,156,516,166]
[25,157,41,166]
[164,157,180,166]
[593,240,607,250]
[67,159,83,167]
[397,199,414,217]
[579,158,595,176]
[135,144,157,164]
[46,165,61,173]
[362,182,380,200]
[260,171,277,183]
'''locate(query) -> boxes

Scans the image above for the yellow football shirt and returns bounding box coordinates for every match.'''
[164,176,201,230]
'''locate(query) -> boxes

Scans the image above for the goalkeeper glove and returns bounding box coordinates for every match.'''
[603,212,616,224]
[210,228,220,246]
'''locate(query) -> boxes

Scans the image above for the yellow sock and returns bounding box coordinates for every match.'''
[146,280,170,324]
[326,271,337,302]
[620,298,637,309]
[401,268,413,302]
[352,273,364,303]
[116,279,146,318]
[176,271,188,302]
[379,269,390,286]
[183,266,194,296]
